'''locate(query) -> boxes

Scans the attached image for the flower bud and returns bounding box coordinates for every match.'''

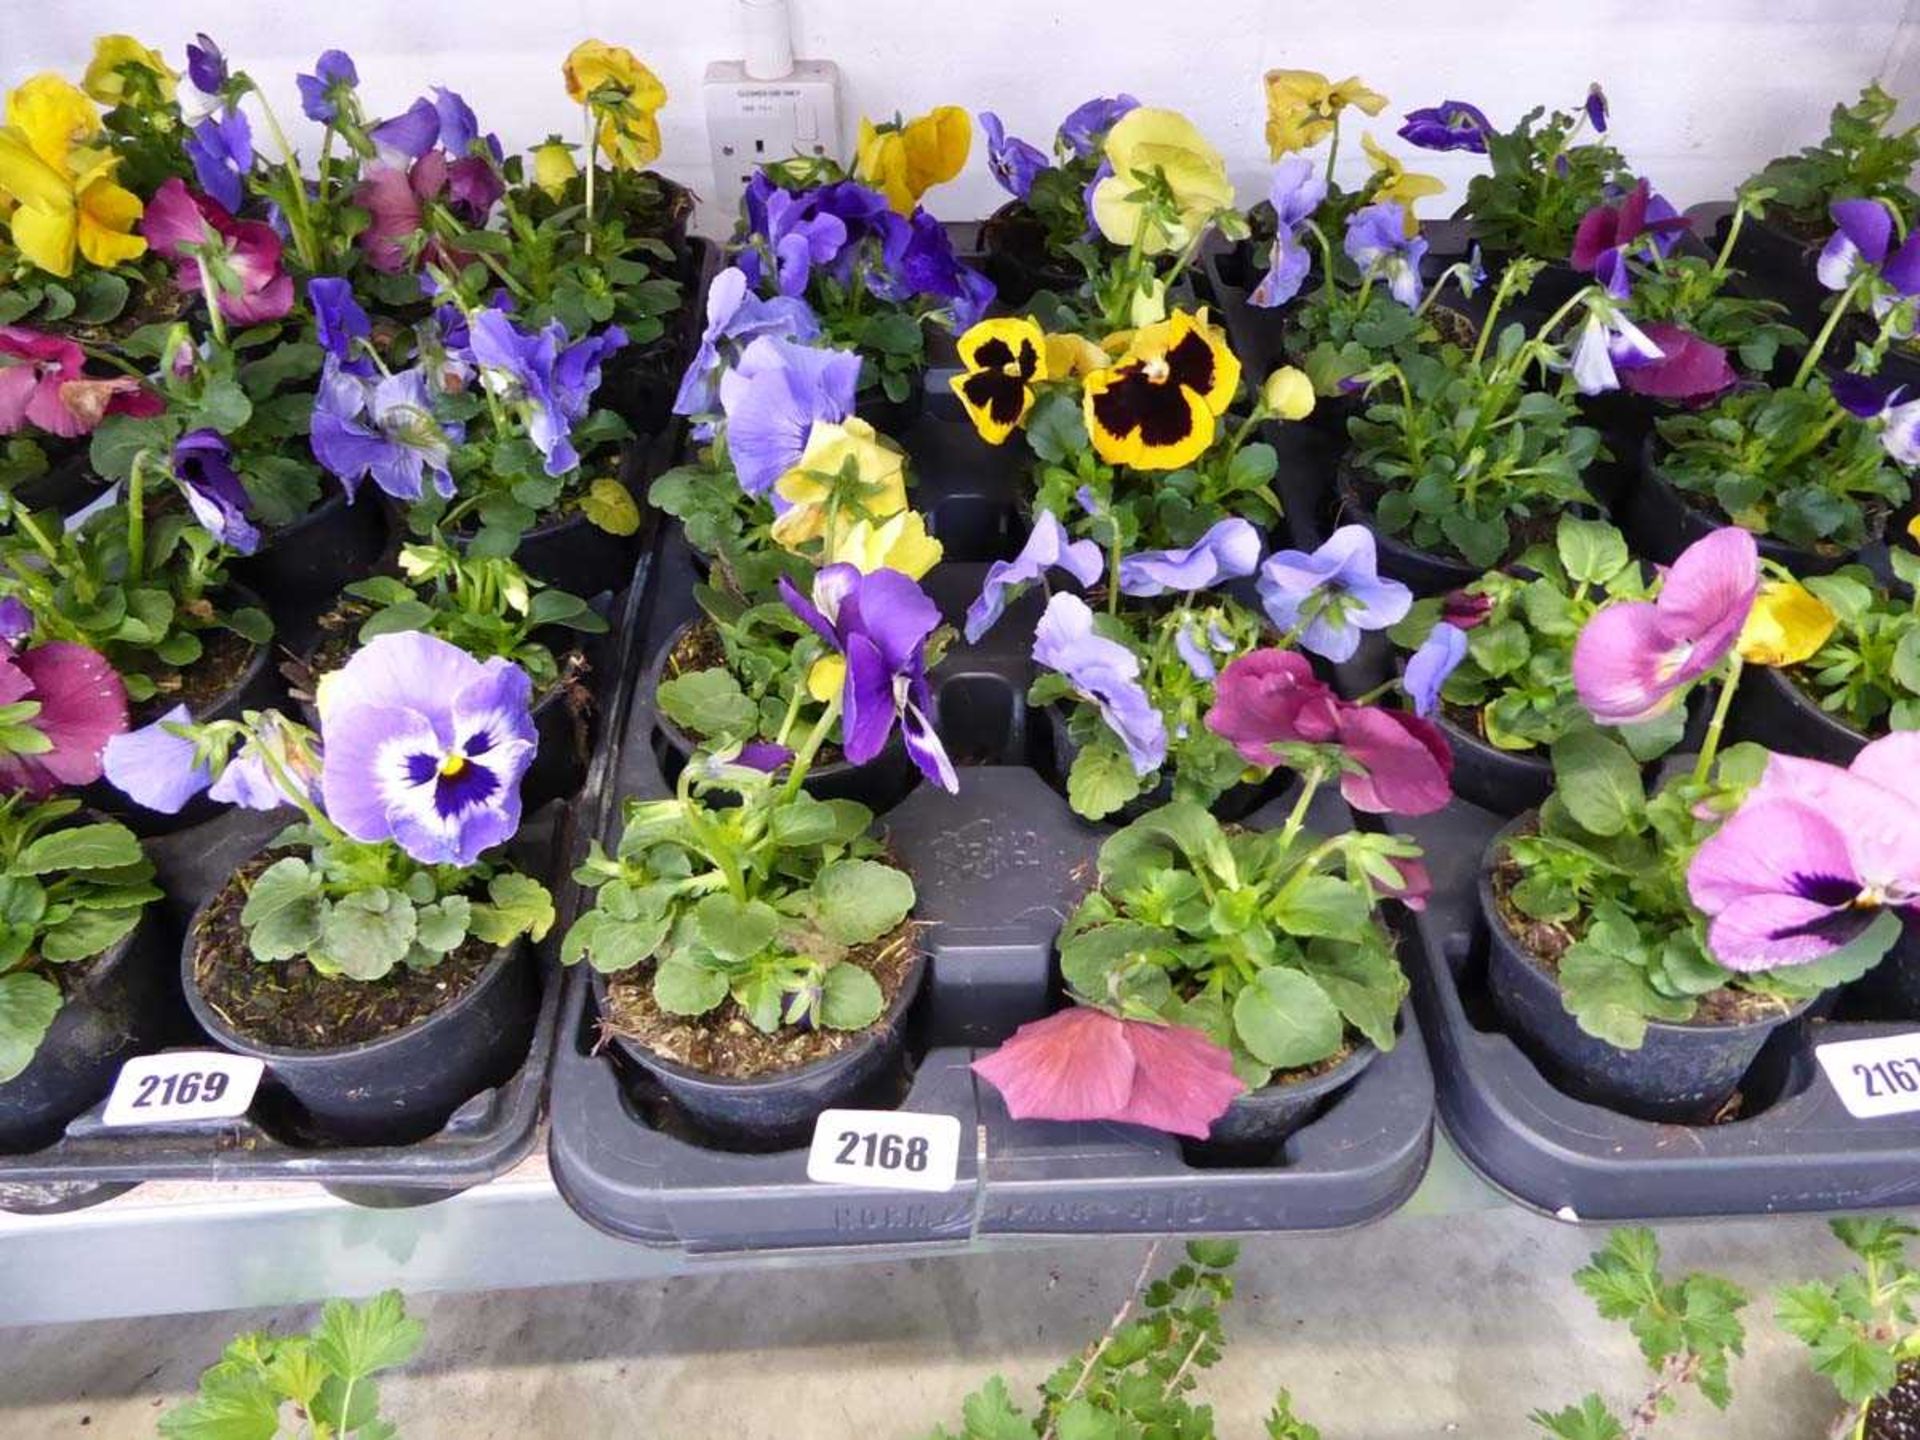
[531,138,578,201]
[1261,366,1315,421]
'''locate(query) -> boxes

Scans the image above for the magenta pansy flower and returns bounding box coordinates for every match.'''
[1572,526,1759,725]
[972,1007,1245,1140]
[142,179,294,324]
[0,327,159,438]
[0,641,128,798]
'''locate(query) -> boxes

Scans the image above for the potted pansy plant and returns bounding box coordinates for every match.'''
[1641,202,1920,570]
[972,649,1439,1145]
[0,628,173,1155]
[1483,526,1899,1121]
[101,631,554,1144]
[564,567,957,1146]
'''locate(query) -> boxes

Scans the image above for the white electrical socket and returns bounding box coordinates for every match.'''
[703,59,843,215]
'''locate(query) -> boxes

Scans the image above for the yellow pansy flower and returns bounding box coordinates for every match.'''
[854,105,970,215]
[1090,107,1233,256]
[807,654,847,704]
[828,511,943,579]
[770,417,909,552]
[1908,514,1920,547]
[950,316,1048,444]
[1264,69,1387,159]
[1082,309,1241,470]
[0,132,144,276]
[7,74,101,170]
[1044,332,1109,379]
[1738,581,1837,668]
[1361,133,1444,233]
[563,41,667,171]
[83,36,177,106]
[531,137,579,200]
[1262,367,1316,421]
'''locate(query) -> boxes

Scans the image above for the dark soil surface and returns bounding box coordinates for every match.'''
[281,602,575,717]
[135,627,258,723]
[191,855,498,1050]
[1491,843,1792,1027]
[1867,1358,1920,1440]
[601,922,919,1079]
[663,618,845,766]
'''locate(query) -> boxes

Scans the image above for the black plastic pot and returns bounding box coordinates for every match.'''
[1433,709,1552,817]
[595,953,927,1150]
[1200,1043,1378,1152]
[182,903,539,1148]
[1620,435,1871,575]
[453,443,649,600]
[1718,212,1829,333]
[1845,918,1920,1019]
[646,621,920,815]
[1480,820,1813,1123]
[856,367,927,436]
[0,908,180,1154]
[232,491,391,632]
[1332,463,1484,596]
[1043,705,1275,829]
[1729,664,1867,764]
[15,444,97,515]
[978,201,1083,309]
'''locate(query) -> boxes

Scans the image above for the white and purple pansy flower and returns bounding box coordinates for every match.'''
[310,357,462,503]
[1832,371,1920,465]
[1032,593,1167,777]
[1815,198,1920,298]
[1569,303,1665,396]
[1257,525,1413,664]
[170,428,260,556]
[1344,202,1427,309]
[462,309,628,479]
[981,112,1050,200]
[319,632,537,867]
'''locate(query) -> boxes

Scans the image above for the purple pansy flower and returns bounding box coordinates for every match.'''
[1570,306,1665,396]
[102,704,212,815]
[1173,617,1235,682]
[736,740,794,773]
[0,597,31,647]
[320,631,536,866]
[1258,526,1414,664]
[871,210,995,327]
[1344,202,1427,309]
[1585,84,1609,134]
[170,428,260,555]
[761,187,848,298]
[1117,518,1262,598]
[185,34,226,96]
[297,49,358,125]
[1032,593,1167,776]
[1689,736,1920,970]
[1081,159,1111,241]
[310,357,460,503]
[672,266,821,422]
[1398,100,1491,153]
[779,564,957,792]
[1829,372,1920,465]
[1572,526,1757,725]
[964,510,1104,643]
[370,97,441,165]
[1250,157,1329,309]
[717,335,860,497]
[1818,199,1920,316]
[184,108,252,213]
[432,87,480,157]
[1058,94,1139,159]
[1403,621,1468,717]
[1570,180,1690,299]
[982,112,1050,200]
[308,275,372,370]
[464,310,627,478]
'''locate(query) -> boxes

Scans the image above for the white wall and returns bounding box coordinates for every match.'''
[4,0,1918,236]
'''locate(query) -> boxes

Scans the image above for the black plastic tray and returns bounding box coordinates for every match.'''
[546,397,1435,1252]
[1396,798,1920,1220]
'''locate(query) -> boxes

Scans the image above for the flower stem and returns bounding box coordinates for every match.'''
[1691,654,1745,786]
[249,86,319,272]
[1276,764,1326,851]
[1795,276,1867,388]
[126,450,148,584]
[1107,530,1124,616]
[1710,201,1749,282]
[1323,125,1341,189]
[194,259,228,348]
[582,105,597,259]
[781,691,844,801]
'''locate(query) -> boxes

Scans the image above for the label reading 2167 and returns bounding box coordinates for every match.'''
[805,1109,962,1192]
[1816,1035,1920,1119]
[102,1052,263,1127]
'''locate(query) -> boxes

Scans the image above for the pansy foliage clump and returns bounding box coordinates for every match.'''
[1502,528,1891,1048]
[103,631,554,982]
[1744,83,1920,238]
[1773,551,1920,739]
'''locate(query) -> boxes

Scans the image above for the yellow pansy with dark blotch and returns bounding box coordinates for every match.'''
[1081,310,1241,470]
[951,316,1048,444]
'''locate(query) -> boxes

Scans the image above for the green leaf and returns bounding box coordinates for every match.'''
[1615,705,1685,763]
[157,1361,282,1440]
[819,961,886,1029]
[580,475,641,535]
[1550,729,1644,837]
[0,970,60,1084]
[39,905,142,963]
[693,893,780,961]
[949,1376,1033,1440]
[311,1290,423,1386]
[318,888,418,981]
[470,872,555,945]
[241,858,324,962]
[1527,1395,1625,1440]
[357,599,436,639]
[1058,922,1179,1000]
[1231,968,1344,1070]
[15,822,144,875]
[1067,741,1145,821]
[1300,937,1406,1051]
[1556,517,1631,585]
[813,859,915,946]
[1559,934,1695,1050]
[653,957,730,1015]
[412,896,472,955]
[655,667,758,740]
[194,378,253,433]
[1269,875,1371,941]
[769,792,870,848]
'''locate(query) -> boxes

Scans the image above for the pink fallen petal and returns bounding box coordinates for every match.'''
[972,1008,1135,1123]
[1113,1020,1246,1139]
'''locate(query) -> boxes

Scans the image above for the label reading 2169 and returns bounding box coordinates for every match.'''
[102,1052,263,1127]
[805,1109,962,1192]
[1816,1035,1920,1119]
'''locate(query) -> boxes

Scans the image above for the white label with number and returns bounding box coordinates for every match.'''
[1816,1034,1920,1119]
[806,1109,962,1192]
[102,1052,263,1127]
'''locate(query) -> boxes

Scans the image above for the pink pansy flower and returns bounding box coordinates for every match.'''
[355,152,497,274]
[1620,322,1737,404]
[1689,734,1920,971]
[142,178,294,325]
[972,1007,1245,1140]
[0,638,130,797]
[1572,526,1758,725]
[0,328,161,439]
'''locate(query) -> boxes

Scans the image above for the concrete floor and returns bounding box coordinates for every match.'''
[0,1205,1864,1439]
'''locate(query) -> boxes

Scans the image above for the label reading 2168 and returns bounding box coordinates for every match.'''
[1816,1035,1920,1119]
[805,1109,962,1192]
[102,1052,263,1127]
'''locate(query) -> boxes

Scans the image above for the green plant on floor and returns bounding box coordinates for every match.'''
[159,1290,424,1439]
[1532,1228,1749,1439]
[925,1239,1322,1440]
[1778,1218,1920,1439]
